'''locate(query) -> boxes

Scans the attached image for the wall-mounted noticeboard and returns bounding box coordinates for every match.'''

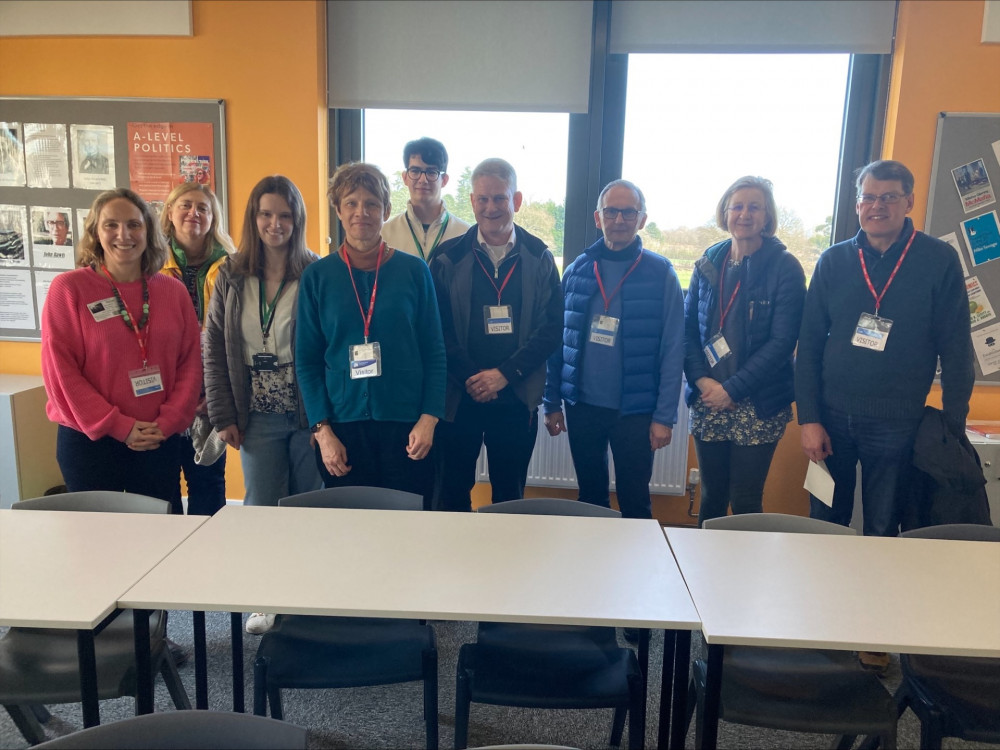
[0,96,226,342]
[925,112,1000,385]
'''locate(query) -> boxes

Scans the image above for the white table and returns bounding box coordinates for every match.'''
[665,527,1000,748]
[0,509,206,726]
[122,505,701,745]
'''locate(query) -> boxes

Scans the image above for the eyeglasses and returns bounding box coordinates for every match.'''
[406,167,442,182]
[46,220,68,228]
[601,207,640,222]
[858,192,907,205]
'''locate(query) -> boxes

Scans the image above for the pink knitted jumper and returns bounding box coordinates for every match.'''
[42,266,202,442]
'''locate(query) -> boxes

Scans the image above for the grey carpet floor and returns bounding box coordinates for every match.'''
[0,614,992,749]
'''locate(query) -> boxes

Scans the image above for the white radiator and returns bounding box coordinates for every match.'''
[475,393,690,496]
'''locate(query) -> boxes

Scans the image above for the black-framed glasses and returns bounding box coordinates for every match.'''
[602,207,640,221]
[858,192,907,205]
[46,220,68,228]
[406,167,442,182]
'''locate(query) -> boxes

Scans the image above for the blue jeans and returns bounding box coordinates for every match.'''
[810,406,922,537]
[240,412,322,506]
[179,432,227,515]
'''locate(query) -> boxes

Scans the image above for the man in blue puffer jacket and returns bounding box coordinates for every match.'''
[543,180,685,518]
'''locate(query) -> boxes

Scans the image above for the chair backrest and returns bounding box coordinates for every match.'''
[33,710,307,749]
[901,523,1000,542]
[12,491,170,515]
[477,497,622,518]
[279,485,422,511]
[703,512,857,535]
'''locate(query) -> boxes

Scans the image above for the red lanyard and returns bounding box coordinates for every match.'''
[342,241,384,342]
[718,249,741,331]
[858,230,916,316]
[101,265,150,366]
[474,249,519,304]
[593,253,643,313]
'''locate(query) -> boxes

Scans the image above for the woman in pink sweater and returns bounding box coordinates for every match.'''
[41,188,202,514]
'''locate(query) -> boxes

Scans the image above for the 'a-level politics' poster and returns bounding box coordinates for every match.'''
[128,122,215,209]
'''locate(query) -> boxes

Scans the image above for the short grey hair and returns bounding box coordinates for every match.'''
[596,179,646,213]
[855,160,914,196]
[471,158,517,193]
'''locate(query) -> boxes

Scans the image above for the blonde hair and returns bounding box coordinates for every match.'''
[78,188,168,276]
[160,182,236,255]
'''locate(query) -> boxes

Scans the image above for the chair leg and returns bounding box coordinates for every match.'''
[253,656,268,717]
[29,704,51,723]
[685,675,697,737]
[919,709,942,750]
[423,647,439,750]
[609,706,627,747]
[268,685,284,721]
[454,665,471,750]
[627,671,644,750]
[159,650,192,710]
[5,704,47,745]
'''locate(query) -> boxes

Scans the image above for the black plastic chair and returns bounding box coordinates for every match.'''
[2,492,190,745]
[458,497,644,750]
[686,513,898,749]
[32,710,307,749]
[890,523,1000,749]
[253,486,438,749]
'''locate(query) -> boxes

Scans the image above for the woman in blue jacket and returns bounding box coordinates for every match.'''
[684,176,806,525]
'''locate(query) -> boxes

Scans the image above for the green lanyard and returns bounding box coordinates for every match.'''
[404,213,450,261]
[258,277,287,347]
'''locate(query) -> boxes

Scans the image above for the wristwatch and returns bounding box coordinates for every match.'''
[310,419,330,433]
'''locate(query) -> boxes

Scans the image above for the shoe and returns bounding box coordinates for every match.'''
[165,638,189,667]
[623,627,640,644]
[246,613,276,635]
[858,650,890,675]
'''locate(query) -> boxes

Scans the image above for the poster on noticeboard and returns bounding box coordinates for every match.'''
[127,122,215,206]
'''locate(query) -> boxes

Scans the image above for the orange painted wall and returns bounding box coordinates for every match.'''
[0,0,328,497]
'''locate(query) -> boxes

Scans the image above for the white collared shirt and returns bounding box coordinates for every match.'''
[477,226,516,270]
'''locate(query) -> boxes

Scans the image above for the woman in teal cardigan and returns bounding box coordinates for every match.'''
[295,162,446,499]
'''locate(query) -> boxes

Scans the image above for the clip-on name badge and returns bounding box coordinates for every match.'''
[129,366,163,397]
[703,333,732,367]
[484,305,513,335]
[589,314,620,346]
[350,342,382,379]
[88,297,120,322]
[851,312,892,351]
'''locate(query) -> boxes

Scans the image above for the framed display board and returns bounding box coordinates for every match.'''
[925,112,1000,384]
[0,96,226,342]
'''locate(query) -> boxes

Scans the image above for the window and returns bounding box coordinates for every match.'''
[362,109,570,261]
[621,53,850,285]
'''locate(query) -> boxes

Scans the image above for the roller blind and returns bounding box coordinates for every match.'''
[327,0,593,113]
[609,0,896,54]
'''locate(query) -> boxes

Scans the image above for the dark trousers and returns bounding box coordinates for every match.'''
[565,402,653,519]
[694,438,779,526]
[178,433,227,515]
[56,425,183,514]
[316,420,433,499]
[811,406,922,537]
[436,397,537,512]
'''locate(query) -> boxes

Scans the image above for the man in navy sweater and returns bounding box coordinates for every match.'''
[543,180,685,519]
[796,160,974,538]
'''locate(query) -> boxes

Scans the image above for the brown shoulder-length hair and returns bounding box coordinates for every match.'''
[715,175,778,238]
[327,162,392,215]
[232,175,311,280]
[78,188,169,276]
[160,182,237,255]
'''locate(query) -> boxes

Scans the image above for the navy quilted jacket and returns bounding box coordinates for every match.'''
[683,236,805,419]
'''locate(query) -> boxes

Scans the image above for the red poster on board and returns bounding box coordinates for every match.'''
[127,122,215,207]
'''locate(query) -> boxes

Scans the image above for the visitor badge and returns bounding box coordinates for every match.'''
[484,305,513,335]
[129,365,163,397]
[252,352,278,372]
[851,312,893,352]
[87,296,120,322]
[589,314,620,346]
[704,333,732,367]
[350,342,381,379]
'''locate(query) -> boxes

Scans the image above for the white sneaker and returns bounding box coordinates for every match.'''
[246,613,275,634]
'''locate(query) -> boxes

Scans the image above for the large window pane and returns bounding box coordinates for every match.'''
[363,109,570,260]
[622,53,850,284]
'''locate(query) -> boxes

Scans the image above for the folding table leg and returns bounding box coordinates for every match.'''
[133,608,153,715]
[230,612,245,712]
[671,630,691,750]
[76,629,101,726]
[700,643,724,750]
[193,611,208,709]
[658,630,676,750]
